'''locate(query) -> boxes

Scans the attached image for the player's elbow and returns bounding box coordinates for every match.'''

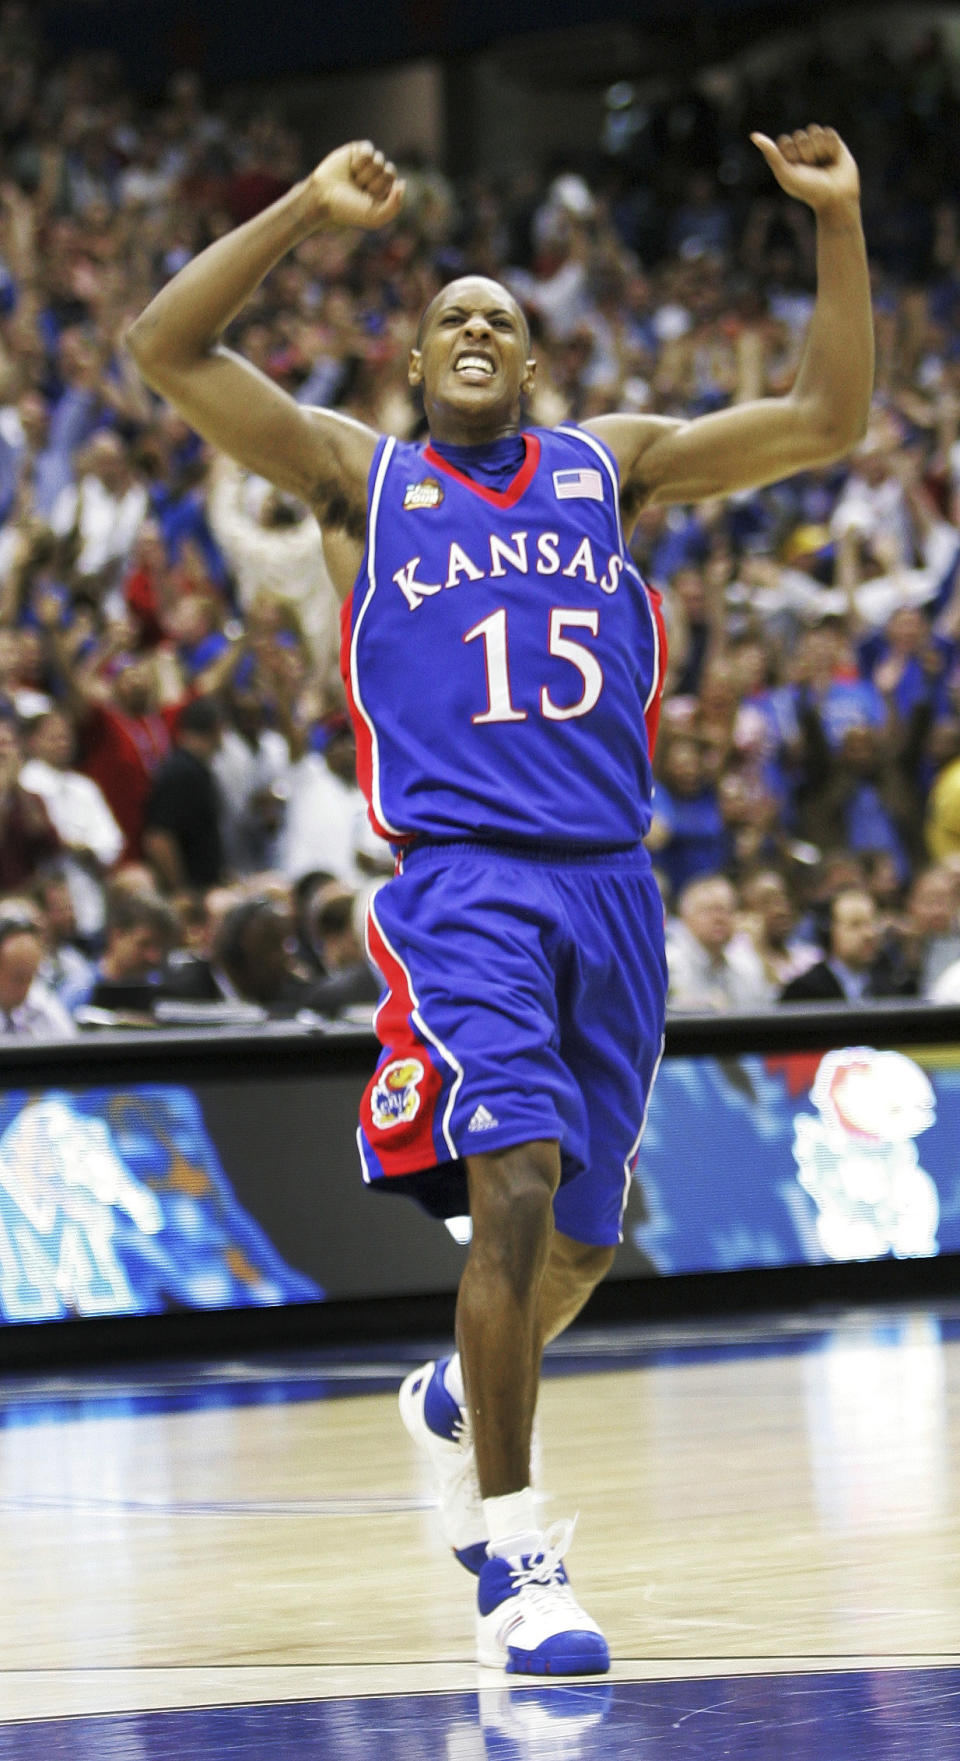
[124,312,153,366]
[124,311,196,392]
[834,394,872,456]
[796,395,870,468]
[820,421,867,470]
[124,315,166,390]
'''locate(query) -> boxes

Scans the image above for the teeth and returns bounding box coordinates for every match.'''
[456,356,494,375]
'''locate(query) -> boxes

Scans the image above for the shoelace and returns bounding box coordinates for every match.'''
[450,1406,472,1450]
[509,1517,578,1602]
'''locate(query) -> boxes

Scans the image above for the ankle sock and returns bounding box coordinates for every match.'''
[483,1487,539,1558]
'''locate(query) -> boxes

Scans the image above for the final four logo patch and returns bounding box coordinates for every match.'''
[403,478,444,510]
[371,1058,426,1129]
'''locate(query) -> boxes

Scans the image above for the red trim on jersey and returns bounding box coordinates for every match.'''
[643,582,668,758]
[339,591,397,845]
[423,432,541,509]
[362,909,446,1175]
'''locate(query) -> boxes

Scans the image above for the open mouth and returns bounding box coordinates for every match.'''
[454,353,496,379]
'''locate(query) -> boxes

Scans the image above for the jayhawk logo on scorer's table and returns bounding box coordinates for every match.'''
[371,1058,426,1130]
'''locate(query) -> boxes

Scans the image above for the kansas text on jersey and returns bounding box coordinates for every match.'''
[340,425,666,848]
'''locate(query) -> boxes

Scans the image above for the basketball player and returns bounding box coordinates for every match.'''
[127,125,872,1674]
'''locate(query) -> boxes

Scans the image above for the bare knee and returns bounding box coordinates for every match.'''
[536,1231,616,1345]
[466,1140,560,1298]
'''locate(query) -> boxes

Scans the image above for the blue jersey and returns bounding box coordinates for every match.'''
[341,425,665,848]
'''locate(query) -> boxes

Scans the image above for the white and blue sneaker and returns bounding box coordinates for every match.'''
[399,1358,488,1574]
[475,1520,610,1675]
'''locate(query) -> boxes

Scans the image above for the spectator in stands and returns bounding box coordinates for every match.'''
[897,863,960,997]
[0,902,75,1036]
[291,868,335,974]
[159,889,231,1002]
[662,563,714,698]
[695,653,741,782]
[61,883,177,1016]
[213,660,292,876]
[715,766,787,881]
[829,424,915,567]
[647,734,726,898]
[19,703,123,938]
[666,874,773,1012]
[0,518,72,641]
[790,622,888,753]
[857,603,957,727]
[165,586,231,687]
[38,589,240,862]
[49,429,148,596]
[791,848,867,950]
[734,867,820,990]
[0,387,74,522]
[142,694,225,893]
[32,865,95,1002]
[121,517,173,651]
[0,708,61,892]
[204,451,340,681]
[211,892,317,1015]
[39,611,180,863]
[794,706,924,883]
[303,878,380,1017]
[780,887,912,1002]
[279,712,368,887]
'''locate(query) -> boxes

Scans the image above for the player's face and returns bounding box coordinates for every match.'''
[409,278,535,439]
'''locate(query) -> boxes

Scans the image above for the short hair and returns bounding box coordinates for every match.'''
[32,862,72,901]
[678,873,735,915]
[104,884,176,944]
[828,886,876,936]
[415,279,531,353]
[313,891,354,939]
[0,903,43,948]
[213,895,284,974]
[293,869,337,907]
[178,694,223,738]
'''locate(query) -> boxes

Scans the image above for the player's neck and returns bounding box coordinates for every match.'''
[428,433,524,461]
[425,407,522,448]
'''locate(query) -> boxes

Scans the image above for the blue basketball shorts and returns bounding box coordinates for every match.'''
[357,840,667,1247]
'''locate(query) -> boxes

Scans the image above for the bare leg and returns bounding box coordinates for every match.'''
[537,1230,616,1346]
[457,1139,560,1498]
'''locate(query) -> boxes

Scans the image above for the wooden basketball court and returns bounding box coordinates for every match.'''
[1,1304,958,1756]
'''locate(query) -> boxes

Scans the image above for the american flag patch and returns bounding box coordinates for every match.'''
[553,467,604,502]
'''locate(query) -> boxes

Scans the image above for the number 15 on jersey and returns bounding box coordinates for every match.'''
[463,607,603,726]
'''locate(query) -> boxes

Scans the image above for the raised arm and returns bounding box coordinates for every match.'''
[125,142,405,566]
[587,127,873,516]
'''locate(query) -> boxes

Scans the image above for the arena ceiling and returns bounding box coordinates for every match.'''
[36,0,900,90]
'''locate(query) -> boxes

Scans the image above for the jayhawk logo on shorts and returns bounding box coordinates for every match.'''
[370,1058,426,1130]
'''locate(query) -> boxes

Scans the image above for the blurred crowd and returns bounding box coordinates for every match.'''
[4,4,960,1031]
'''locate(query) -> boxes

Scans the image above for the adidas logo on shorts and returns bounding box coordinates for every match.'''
[467,1104,498,1132]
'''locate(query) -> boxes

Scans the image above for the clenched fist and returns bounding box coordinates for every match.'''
[751,125,860,214]
[306,140,406,232]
